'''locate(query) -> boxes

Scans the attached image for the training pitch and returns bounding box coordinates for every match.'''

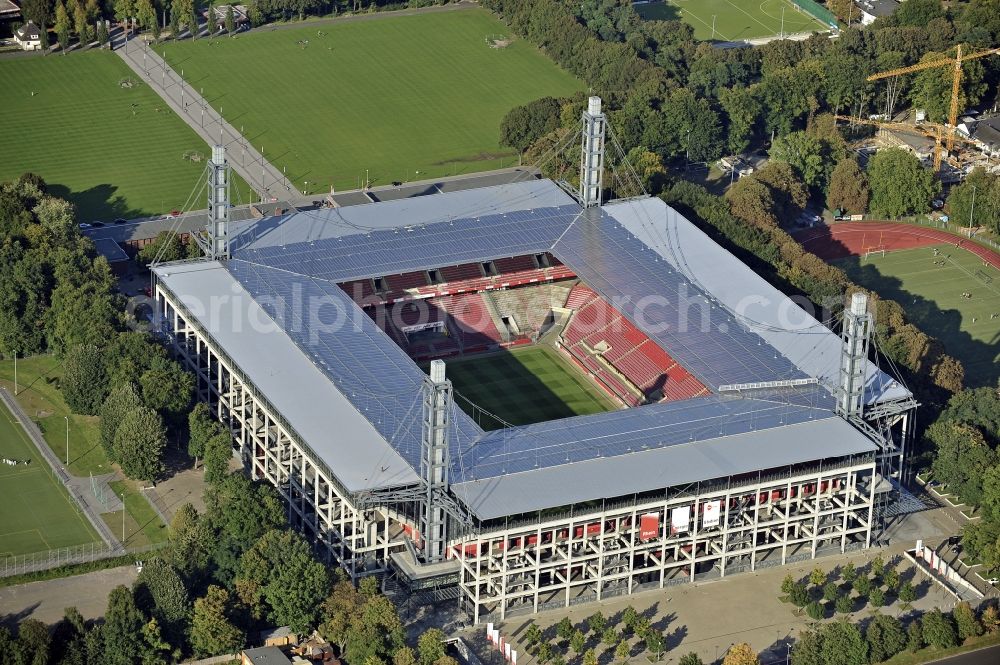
[836,244,1000,388]
[160,9,583,192]
[635,0,826,41]
[439,346,615,430]
[0,399,99,557]
[0,51,252,221]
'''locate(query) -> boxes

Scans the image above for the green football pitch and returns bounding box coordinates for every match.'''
[0,398,99,557]
[635,0,828,41]
[437,346,615,430]
[835,244,1000,388]
[159,9,583,192]
[0,50,252,222]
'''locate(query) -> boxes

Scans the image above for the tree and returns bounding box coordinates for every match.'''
[820,620,868,665]
[790,582,811,608]
[883,567,900,592]
[140,359,194,420]
[870,556,885,580]
[981,605,999,634]
[921,609,957,649]
[835,593,853,615]
[727,177,777,229]
[97,19,108,45]
[841,562,856,584]
[556,617,575,642]
[114,405,167,481]
[13,619,52,665]
[854,575,872,599]
[867,148,937,218]
[188,401,218,467]
[225,5,235,33]
[54,0,71,50]
[500,97,563,153]
[953,601,983,641]
[898,581,916,605]
[582,649,598,665]
[929,422,996,508]
[622,606,639,633]
[133,557,190,647]
[588,611,607,635]
[102,586,145,665]
[626,147,667,194]
[722,642,759,665]
[100,382,143,461]
[823,581,839,603]
[418,629,447,665]
[63,343,108,415]
[869,587,885,608]
[791,629,822,665]
[809,567,826,587]
[203,431,233,483]
[570,630,586,655]
[826,158,869,214]
[524,624,543,650]
[169,10,180,39]
[906,618,923,652]
[645,631,666,661]
[781,574,796,595]
[602,628,619,647]
[137,231,186,266]
[806,601,824,621]
[910,52,986,124]
[678,654,703,665]
[235,529,331,632]
[720,86,761,155]
[73,1,90,43]
[191,585,245,656]
[770,132,828,190]
[945,168,1000,234]
[614,640,630,664]
[537,643,554,664]
[395,647,419,665]
[866,614,906,664]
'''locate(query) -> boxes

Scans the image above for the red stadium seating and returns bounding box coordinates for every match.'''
[435,293,502,348]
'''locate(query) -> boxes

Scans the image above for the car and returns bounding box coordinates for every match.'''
[951,544,962,554]
[78,222,91,229]
[169,210,181,217]
[932,199,944,209]
[114,218,128,224]
[91,221,105,227]
[948,535,961,545]
[987,577,999,585]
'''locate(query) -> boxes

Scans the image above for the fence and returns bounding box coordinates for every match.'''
[790,0,838,29]
[0,541,164,578]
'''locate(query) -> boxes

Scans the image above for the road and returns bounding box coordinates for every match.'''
[0,565,137,625]
[83,166,539,243]
[112,33,300,201]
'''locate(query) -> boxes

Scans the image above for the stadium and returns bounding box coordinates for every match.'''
[152,99,917,623]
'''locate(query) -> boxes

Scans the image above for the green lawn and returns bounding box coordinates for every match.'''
[0,50,252,221]
[0,355,168,551]
[835,244,1000,387]
[439,346,615,430]
[635,0,827,41]
[160,9,583,192]
[0,395,99,557]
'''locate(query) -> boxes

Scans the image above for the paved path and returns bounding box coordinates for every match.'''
[0,565,138,625]
[112,35,300,201]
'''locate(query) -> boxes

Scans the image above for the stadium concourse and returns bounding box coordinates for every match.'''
[151,100,917,622]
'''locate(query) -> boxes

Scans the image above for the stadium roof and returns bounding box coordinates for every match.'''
[153,179,902,516]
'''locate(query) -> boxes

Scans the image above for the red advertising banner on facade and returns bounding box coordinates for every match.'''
[639,513,660,541]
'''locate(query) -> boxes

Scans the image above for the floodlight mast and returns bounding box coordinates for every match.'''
[207,144,231,260]
[837,292,873,419]
[579,96,606,208]
[420,359,452,562]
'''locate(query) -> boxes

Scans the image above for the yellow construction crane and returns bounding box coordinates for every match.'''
[833,114,978,172]
[867,45,1000,151]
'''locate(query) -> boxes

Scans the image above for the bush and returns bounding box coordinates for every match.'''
[835,594,854,615]
[806,601,824,621]
[790,582,811,608]
[922,609,957,649]
[869,587,885,608]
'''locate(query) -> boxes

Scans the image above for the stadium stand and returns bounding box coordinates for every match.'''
[435,293,502,351]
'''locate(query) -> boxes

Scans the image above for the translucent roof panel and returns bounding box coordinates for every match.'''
[226,259,483,470]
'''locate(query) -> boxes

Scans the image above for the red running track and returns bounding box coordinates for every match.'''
[794,222,1000,270]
